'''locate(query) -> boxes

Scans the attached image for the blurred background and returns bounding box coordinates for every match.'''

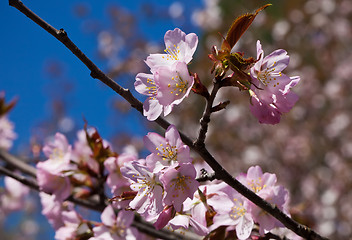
[1,0,352,239]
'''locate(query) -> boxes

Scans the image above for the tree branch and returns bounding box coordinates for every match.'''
[0,148,36,177]
[194,81,221,148]
[7,1,329,239]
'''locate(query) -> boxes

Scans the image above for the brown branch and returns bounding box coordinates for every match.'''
[194,81,221,148]
[0,165,38,189]
[7,1,329,239]
[0,148,36,177]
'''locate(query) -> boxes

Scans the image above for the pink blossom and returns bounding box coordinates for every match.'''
[211,189,254,240]
[183,183,233,235]
[71,130,99,174]
[143,124,192,172]
[145,28,198,71]
[37,132,76,200]
[105,154,136,200]
[41,133,73,174]
[248,186,290,235]
[0,176,29,214]
[121,161,164,220]
[160,163,199,212]
[236,166,290,236]
[0,116,16,150]
[54,210,83,240]
[249,40,300,124]
[135,62,194,121]
[135,28,197,121]
[153,205,175,230]
[36,165,72,201]
[236,165,277,194]
[91,205,134,240]
[169,214,209,236]
[39,192,74,230]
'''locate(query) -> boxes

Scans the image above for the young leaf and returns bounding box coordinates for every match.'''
[221,4,271,51]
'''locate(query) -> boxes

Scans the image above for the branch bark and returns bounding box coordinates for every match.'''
[194,81,221,148]
[7,1,329,239]
[0,148,36,177]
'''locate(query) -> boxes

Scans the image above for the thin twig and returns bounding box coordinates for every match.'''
[7,1,329,239]
[0,165,38,189]
[194,81,221,148]
[0,148,37,177]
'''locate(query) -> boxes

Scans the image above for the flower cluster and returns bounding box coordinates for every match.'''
[135,28,197,121]
[120,125,200,229]
[117,127,291,239]
[209,166,290,239]
[35,127,152,240]
[249,40,301,124]
[34,125,293,239]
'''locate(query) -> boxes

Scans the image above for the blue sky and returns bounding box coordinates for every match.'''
[0,0,202,152]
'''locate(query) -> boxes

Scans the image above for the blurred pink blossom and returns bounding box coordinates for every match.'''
[0,116,16,150]
[39,192,74,230]
[0,176,29,215]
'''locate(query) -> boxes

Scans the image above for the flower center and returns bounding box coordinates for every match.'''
[257,61,282,87]
[145,77,158,99]
[111,223,127,237]
[247,177,267,193]
[134,174,158,197]
[50,148,64,160]
[163,44,180,61]
[229,199,246,220]
[156,143,178,162]
[170,175,191,197]
[167,75,188,96]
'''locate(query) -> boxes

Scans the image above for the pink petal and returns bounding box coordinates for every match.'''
[101,205,116,227]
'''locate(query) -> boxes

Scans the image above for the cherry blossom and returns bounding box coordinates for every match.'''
[236,166,291,236]
[211,188,254,240]
[41,133,73,173]
[249,40,300,124]
[36,167,72,201]
[249,186,290,235]
[160,163,199,212]
[145,28,198,71]
[236,165,277,194]
[153,205,175,230]
[143,124,192,172]
[39,192,74,230]
[121,160,164,220]
[91,205,134,240]
[71,130,99,174]
[54,210,84,240]
[0,176,29,215]
[36,133,75,200]
[135,28,198,121]
[105,154,136,197]
[0,116,16,150]
[135,62,194,121]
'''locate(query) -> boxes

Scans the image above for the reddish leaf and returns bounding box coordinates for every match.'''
[83,121,116,163]
[221,4,271,51]
[0,94,17,116]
